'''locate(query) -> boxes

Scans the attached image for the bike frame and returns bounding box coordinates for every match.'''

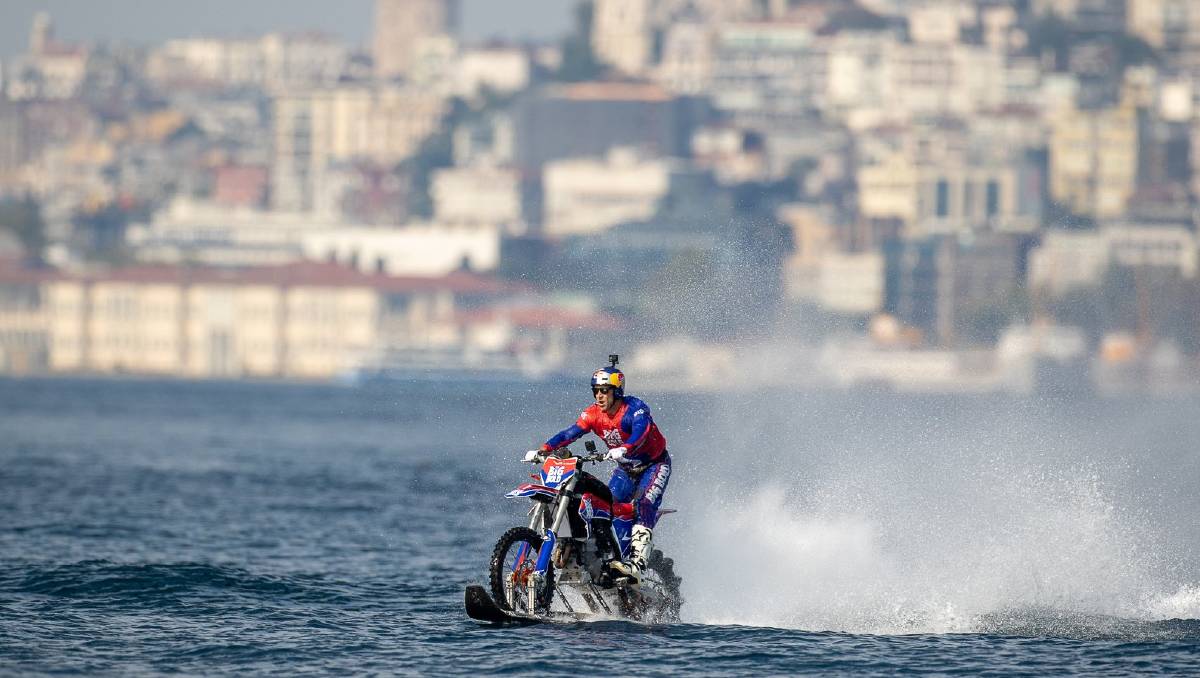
[503,453,601,610]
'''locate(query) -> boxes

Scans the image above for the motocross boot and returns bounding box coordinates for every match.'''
[609,525,651,586]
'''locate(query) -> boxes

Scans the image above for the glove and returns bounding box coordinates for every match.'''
[522,449,543,463]
[606,446,628,462]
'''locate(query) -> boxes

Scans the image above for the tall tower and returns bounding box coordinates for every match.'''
[373,0,459,81]
[30,12,52,56]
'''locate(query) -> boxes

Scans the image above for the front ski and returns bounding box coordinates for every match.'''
[464,585,544,625]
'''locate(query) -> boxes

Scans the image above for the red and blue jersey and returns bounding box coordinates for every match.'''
[543,395,667,468]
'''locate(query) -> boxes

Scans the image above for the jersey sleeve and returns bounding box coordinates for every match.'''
[622,400,654,457]
[543,408,593,450]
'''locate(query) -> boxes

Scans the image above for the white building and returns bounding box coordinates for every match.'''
[823,32,889,127]
[542,148,674,236]
[821,30,1019,127]
[815,252,885,315]
[146,34,348,89]
[1105,223,1198,278]
[592,0,655,76]
[1027,230,1111,295]
[880,41,1006,121]
[1028,224,1199,296]
[126,199,343,267]
[4,13,87,101]
[127,198,501,277]
[656,22,715,95]
[408,34,460,93]
[708,22,821,115]
[431,164,523,227]
[455,47,531,98]
[303,223,501,277]
[907,2,966,45]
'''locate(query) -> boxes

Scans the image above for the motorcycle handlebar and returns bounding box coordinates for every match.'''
[520,450,608,464]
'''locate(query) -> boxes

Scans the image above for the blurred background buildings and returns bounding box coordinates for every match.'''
[1,0,1199,395]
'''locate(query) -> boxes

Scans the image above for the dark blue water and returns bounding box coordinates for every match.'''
[2,378,1198,675]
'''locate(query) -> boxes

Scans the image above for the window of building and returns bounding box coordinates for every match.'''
[936,179,950,217]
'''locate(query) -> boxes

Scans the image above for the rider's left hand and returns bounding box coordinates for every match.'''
[606,446,628,462]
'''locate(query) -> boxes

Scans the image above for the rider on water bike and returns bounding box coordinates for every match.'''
[529,359,671,586]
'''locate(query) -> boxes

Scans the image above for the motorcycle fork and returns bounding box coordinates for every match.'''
[526,501,546,531]
[534,475,577,575]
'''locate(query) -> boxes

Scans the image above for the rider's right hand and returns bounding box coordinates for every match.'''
[522,449,543,463]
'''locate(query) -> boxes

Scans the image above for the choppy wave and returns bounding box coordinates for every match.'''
[9,560,360,605]
[973,609,1200,641]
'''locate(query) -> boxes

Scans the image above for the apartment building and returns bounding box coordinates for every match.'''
[857,125,1042,237]
[0,260,516,379]
[272,84,449,211]
[708,22,823,116]
[374,0,460,81]
[1049,97,1138,219]
[145,34,349,89]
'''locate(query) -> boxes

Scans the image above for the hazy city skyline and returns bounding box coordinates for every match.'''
[0,0,572,57]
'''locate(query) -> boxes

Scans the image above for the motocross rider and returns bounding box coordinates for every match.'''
[530,361,671,586]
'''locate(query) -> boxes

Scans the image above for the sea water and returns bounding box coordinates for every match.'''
[1,378,1198,675]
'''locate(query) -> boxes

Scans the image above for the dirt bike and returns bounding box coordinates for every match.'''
[464,441,682,624]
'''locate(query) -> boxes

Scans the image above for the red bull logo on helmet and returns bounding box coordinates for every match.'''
[592,369,623,389]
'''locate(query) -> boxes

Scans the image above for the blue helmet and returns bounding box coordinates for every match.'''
[590,366,625,398]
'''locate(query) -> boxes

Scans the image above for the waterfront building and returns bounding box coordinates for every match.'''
[0,259,520,379]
